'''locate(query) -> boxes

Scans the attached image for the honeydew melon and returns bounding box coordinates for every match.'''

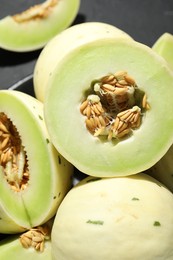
[0,90,73,233]
[51,173,173,260]
[0,0,80,52]
[33,22,133,102]
[152,33,173,70]
[44,37,173,177]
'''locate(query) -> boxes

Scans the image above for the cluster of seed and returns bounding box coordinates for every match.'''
[80,71,149,140]
[80,94,111,136]
[0,113,29,192]
[108,106,141,140]
[13,0,58,23]
[20,225,50,252]
[94,70,137,113]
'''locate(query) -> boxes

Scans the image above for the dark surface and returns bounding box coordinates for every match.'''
[0,0,173,89]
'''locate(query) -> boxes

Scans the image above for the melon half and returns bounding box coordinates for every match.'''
[0,219,53,258]
[0,0,80,52]
[0,236,52,260]
[44,38,173,177]
[0,90,73,233]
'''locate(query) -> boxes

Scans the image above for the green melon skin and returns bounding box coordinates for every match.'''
[0,90,73,233]
[0,0,80,52]
[33,22,133,102]
[51,173,173,260]
[152,33,173,70]
[0,235,52,260]
[44,38,173,177]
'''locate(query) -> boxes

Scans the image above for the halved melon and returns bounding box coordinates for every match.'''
[34,22,133,102]
[0,90,73,233]
[0,236,52,260]
[0,0,80,52]
[152,33,173,70]
[52,173,173,259]
[44,38,173,177]
[0,220,53,259]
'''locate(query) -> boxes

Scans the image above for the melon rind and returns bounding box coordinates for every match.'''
[51,173,173,260]
[152,33,173,70]
[147,33,173,192]
[33,22,133,102]
[0,0,80,52]
[44,38,173,177]
[0,90,73,233]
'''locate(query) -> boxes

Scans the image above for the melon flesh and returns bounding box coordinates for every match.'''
[0,90,73,233]
[52,173,173,260]
[0,0,80,52]
[34,22,133,102]
[44,38,173,177]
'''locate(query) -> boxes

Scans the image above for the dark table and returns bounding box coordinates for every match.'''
[0,0,173,90]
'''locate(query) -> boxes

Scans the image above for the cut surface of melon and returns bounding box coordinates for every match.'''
[44,38,173,177]
[34,22,133,102]
[0,90,73,233]
[0,0,80,52]
[52,173,173,260]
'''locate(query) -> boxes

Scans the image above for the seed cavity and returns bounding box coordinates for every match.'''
[80,71,149,141]
[0,113,29,192]
[12,0,58,23]
[19,224,50,252]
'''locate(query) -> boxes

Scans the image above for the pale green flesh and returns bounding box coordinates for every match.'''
[152,33,173,70]
[0,235,52,260]
[0,90,72,232]
[0,0,80,51]
[34,22,133,102]
[45,38,173,177]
